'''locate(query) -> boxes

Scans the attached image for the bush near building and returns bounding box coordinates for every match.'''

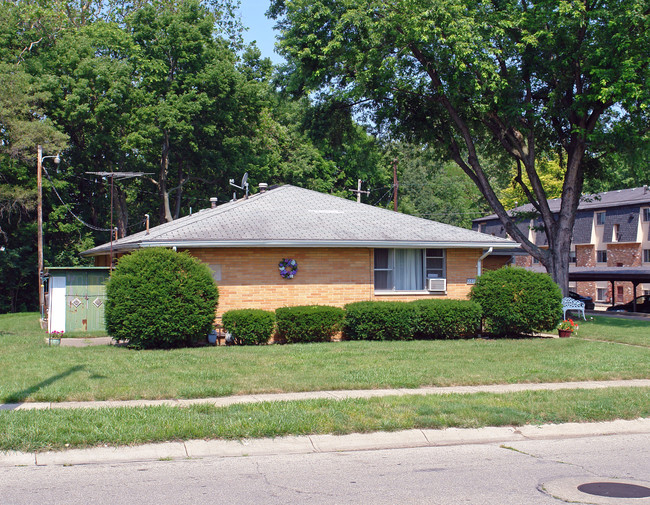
[412,299,482,339]
[470,267,562,337]
[105,248,219,349]
[275,305,346,343]
[221,309,275,345]
[343,301,418,341]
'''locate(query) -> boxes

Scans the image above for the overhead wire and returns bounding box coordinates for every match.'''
[42,165,146,233]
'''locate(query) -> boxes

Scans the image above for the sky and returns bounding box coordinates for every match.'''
[237,0,284,65]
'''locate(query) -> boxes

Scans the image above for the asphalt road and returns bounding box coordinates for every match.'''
[2,432,649,505]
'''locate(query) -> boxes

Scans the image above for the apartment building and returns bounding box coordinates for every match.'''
[472,186,650,305]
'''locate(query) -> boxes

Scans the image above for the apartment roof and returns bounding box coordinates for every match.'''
[473,186,650,223]
[82,185,517,257]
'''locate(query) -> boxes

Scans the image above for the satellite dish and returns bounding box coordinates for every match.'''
[241,172,248,189]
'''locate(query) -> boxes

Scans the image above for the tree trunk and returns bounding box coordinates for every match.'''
[115,186,129,238]
[159,131,173,223]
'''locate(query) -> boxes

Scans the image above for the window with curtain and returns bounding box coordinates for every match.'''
[374,249,445,291]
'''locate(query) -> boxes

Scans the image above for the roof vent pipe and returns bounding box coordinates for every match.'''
[259,183,268,193]
[210,197,218,209]
[477,247,493,277]
[145,214,150,235]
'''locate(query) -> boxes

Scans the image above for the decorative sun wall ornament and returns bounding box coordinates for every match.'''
[279,258,298,279]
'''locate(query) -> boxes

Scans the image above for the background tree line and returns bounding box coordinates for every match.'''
[1,0,647,312]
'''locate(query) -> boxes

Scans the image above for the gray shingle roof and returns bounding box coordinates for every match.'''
[82,185,517,256]
[473,186,650,223]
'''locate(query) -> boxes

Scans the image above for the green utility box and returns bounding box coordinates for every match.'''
[45,267,110,333]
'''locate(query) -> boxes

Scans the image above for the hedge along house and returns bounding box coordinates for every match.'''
[81,185,518,318]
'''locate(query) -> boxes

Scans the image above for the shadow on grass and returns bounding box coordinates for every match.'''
[0,365,86,409]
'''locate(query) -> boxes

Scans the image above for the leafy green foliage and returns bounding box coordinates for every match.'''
[344,299,482,340]
[275,305,345,343]
[105,248,219,349]
[221,309,275,345]
[271,0,650,291]
[470,267,562,337]
[412,299,482,339]
[343,301,418,341]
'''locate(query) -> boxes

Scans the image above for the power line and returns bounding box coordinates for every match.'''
[42,166,147,233]
[42,166,113,232]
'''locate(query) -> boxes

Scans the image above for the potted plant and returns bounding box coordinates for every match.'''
[48,330,63,346]
[557,319,578,338]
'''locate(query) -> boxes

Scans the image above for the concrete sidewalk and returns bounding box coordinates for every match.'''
[2,379,650,467]
[2,379,650,411]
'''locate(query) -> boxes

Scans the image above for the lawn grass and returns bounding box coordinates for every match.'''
[1,313,649,403]
[575,314,650,346]
[0,387,647,452]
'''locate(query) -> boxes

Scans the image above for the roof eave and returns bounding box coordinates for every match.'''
[83,239,518,253]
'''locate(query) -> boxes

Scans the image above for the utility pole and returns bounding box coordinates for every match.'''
[393,158,399,211]
[37,145,60,326]
[37,145,43,323]
[348,179,370,203]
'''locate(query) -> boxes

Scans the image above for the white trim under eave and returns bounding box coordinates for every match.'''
[138,240,520,249]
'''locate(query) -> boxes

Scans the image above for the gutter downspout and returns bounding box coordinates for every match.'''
[476,247,493,339]
[477,247,493,277]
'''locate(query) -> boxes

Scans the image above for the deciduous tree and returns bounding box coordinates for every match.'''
[271,0,650,292]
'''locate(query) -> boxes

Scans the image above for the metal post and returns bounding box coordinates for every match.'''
[393,158,398,211]
[37,145,44,323]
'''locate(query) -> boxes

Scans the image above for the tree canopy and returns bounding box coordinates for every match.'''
[270,0,650,291]
[0,0,398,312]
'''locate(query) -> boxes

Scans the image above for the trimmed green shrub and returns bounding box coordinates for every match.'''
[411,299,482,339]
[469,267,562,336]
[221,309,275,345]
[343,301,418,341]
[105,248,219,349]
[275,305,345,343]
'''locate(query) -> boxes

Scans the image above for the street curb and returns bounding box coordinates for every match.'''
[2,418,649,467]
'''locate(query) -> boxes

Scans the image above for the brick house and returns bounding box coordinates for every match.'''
[472,186,650,305]
[82,185,517,317]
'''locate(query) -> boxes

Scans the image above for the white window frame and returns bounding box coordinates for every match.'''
[374,248,446,293]
[595,211,606,226]
[642,207,650,222]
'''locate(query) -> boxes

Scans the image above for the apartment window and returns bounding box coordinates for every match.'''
[644,249,650,263]
[596,250,608,263]
[568,250,577,263]
[374,249,446,291]
[617,286,624,298]
[596,283,608,302]
[612,224,620,242]
[477,223,485,233]
[643,208,650,222]
[595,211,606,226]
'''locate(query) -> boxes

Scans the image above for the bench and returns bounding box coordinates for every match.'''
[562,297,586,320]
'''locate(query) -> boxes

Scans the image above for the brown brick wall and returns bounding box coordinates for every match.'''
[576,244,595,267]
[94,246,491,317]
[607,243,642,267]
[483,256,511,271]
[607,243,643,303]
[188,247,483,317]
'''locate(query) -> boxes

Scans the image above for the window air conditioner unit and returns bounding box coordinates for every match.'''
[427,278,447,292]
